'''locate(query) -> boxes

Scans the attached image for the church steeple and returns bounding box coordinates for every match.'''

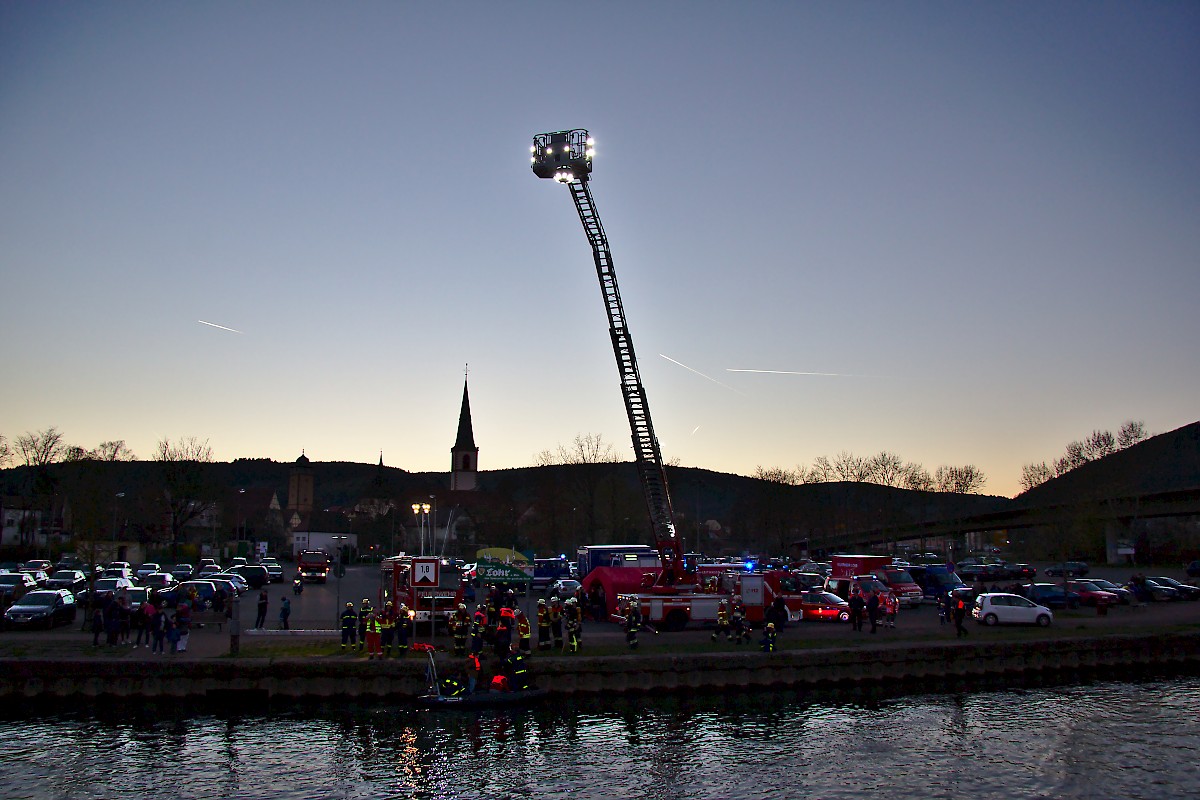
[450,371,479,491]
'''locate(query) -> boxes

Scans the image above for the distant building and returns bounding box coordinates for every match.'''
[287,451,314,514]
[450,377,479,492]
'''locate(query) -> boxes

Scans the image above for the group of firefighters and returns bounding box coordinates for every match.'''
[339,597,413,659]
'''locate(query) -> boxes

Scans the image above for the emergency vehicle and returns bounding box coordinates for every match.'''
[379,556,465,629]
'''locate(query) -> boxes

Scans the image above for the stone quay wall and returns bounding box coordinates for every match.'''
[2,632,1197,702]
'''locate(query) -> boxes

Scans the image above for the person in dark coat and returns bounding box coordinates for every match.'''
[848,592,866,632]
[866,589,881,634]
[254,590,268,629]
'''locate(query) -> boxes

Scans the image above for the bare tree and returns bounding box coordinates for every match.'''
[902,464,935,491]
[156,436,218,559]
[532,433,622,541]
[935,464,987,494]
[93,440,136,461]
[1116,420,1147,450]
[803,456,836,484]
[753,466,802,485]
[866,451,906,487]
[1019,461,1056,492]
[831,451,870,482]
[0,434,11,468]
[15,427,66,467]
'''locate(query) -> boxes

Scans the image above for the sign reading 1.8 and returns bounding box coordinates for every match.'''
[412,558,439,586]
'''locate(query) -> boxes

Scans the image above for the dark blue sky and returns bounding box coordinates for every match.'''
[3,2,1197,496]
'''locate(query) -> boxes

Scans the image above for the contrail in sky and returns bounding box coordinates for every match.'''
[726,368,871,377]
[198,320,244,334]
[659,354,746,395]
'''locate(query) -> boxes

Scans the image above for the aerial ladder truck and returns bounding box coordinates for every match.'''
[530,130,690,592]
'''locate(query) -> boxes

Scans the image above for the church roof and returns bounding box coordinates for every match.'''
[453,379,477,451]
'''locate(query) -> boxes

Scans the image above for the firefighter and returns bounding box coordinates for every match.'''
[395,603,411,656]
[340,602,358,652]
[515,608,532,654]
[450,603,470,656]
[495,603,514,658]
[465,651,482,694]
[364,609,382,660]
[760,621,777,653]
[624,599,643,650]
[357,598,373,652]
[471,604,488,655]
[506,643,530,690]
[712,600,731,642]
[536,598,552,651]
[439,672,467,698]
[564,597,582,653]
[549,597,564,651]
[379,601,396,658]
[731,598,752,645]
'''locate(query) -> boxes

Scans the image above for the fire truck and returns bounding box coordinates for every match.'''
[533,131,731,631]
[379,556,465,629]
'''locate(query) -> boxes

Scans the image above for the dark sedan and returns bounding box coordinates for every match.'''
[3,589,78,630]
[1021,583,1081,609]
[1045,561,1089,578]
[44,570,88,594]
[1148,576,1200,600]
[0,572,38,602]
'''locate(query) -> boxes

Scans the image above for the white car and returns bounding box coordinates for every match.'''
[972,592,1053,627]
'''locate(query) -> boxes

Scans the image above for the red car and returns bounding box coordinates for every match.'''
[794,591,850,622]
[1066,580,1120,606]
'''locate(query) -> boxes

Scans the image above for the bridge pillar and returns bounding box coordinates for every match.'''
[1105,520,1132,565]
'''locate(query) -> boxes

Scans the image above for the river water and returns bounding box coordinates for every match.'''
[2,675,1198,800]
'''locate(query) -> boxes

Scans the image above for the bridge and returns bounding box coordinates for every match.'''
[812,487,1200,560]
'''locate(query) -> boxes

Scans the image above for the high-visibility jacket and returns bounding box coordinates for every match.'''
[366,617,381,635]
[537,606,551,627]
[380,610,396,630]
[340,609,357,632]
[517,616,531,639]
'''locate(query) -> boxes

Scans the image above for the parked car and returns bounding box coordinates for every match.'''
[229,557,249,568]
[1008,563,1037,581]
[195,564,224,579]
[207,573,248,594]
[155,580,220,610]
[1084,578,1135,605]
[20,559,53,575]
[1144,576,1199,600]
[79,577,136,606]
[229,564,269,589]
[3,589,78,630]
[1135,578,1181,602]
[44,570,88,594]
[261,561,284,583]
[0,572,39,602]
[1066,581,1121,607]
[141,572,178,590]
[1045,561,1089,577]
[1020,583,1080,609]
[972,593,1053,627]
[545,579,581,599]
[169,564,195,581]
[135,563,162,581]
[795,591,850,622]
[125,586,152,613]
[21,569,51,587]
[101,566,134,581]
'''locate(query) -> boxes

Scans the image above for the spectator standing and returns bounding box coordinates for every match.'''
[175,601,192,653]
[134,599,156,648]
[866,589,881,634]
[883,590,898,629]
[952,592,970,638]
[254,590,268,629]
[848,592,865,633]
[279,596,291,629]
[151,605,167,655]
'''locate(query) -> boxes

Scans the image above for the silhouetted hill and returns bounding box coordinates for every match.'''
[1014,421,1200,507]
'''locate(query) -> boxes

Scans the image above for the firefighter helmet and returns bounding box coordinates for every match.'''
[346,602,354,608]
[538,598,546,605]
[458,603,466,610]
[767,622,776,630]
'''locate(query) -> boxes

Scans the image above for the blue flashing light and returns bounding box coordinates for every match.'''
[744,560,756,572]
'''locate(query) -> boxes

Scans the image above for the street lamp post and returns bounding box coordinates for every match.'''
[412,502,431,555]
[332,534,349,623]
[111,492,125,561]
[236,488,246,557]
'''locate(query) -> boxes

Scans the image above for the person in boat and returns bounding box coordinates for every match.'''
[465,651,482,694]
[506,643,531,691]
[440,672,468,698]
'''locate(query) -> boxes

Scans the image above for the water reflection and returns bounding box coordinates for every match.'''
[1,677,1198,799]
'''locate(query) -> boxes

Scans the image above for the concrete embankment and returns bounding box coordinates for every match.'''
[2,632,1198,701]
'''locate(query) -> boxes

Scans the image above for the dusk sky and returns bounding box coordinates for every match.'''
[3,3,1197,498]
